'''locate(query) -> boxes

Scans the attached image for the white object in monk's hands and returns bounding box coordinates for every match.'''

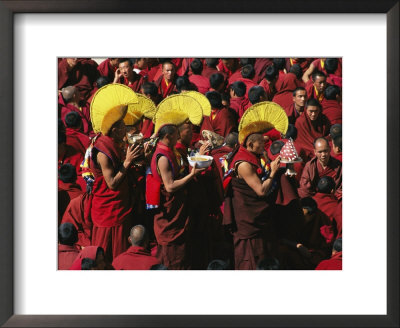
[279,138,302,176]
[127,133,143,145]
[187,155,213,169]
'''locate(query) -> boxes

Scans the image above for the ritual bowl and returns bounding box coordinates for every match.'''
[187,155,213,169]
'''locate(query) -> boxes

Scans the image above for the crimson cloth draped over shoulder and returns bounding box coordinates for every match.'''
[272,73,304,109]
[189,75,211,94]
[58,180,83,221]
[200,108,236,138]
[112,246,160,270]
[58,144,86,191]
[69,246,99,270]
[66,127,91,154]
[294,112,330,161]
[254,58,273,83]
[283,103,302,125]
[97,58,117,82]
[315,251,342,270]
[58,244,81,270]
[202,66,227,80]
[285,58,312,74]
[259,79,276,101]
[312,58,342,77]
[320,99,342,125]
[121,73,145,92]
[229,97,251,122]
[61,104,93,136]
[155,76,177,98]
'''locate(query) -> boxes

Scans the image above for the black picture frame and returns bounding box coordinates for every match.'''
[1,1,398,327]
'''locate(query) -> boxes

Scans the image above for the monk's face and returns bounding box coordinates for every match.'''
[178,123,193,147]
[306,105,320,121]
[162,63,175,82]
[111,120,127,141]
[248,135,265,155]
[66,58,78,68]
[314,140,330,166]
[313,75,327,93]
[119,60,133,80]
[293,90,307,109]
[168,127,179,147]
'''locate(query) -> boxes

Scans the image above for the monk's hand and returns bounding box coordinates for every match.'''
[270,155,281,174]
[199,141,211,155]
[296,243,312,258]
[113,68,123,83]
[125,144,143,165]
[190,162,206,177]
[143,142,154,160]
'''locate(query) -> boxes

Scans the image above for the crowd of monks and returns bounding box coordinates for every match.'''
[58,57,342,270]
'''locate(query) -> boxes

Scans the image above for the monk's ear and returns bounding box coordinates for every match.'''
[128,236,132,244]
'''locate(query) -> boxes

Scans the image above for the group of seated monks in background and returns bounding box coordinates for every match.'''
[58,57,342,270]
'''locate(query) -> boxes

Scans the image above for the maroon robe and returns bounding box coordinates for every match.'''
[259,79,277,101]
[315,251,342,270]
[141,118,154,139]
[229,96,251,122]
[320,99,342,125]
[58,180,83,220]
[272,73,304,109]
[66,127,90,154]
[313,193,339,223]
[294,111,330,161]
[202,66,227,80]
[58,144,86,192]
[69,246,100,270]
[333,200,342,238]
[312,58,342,77]
[228,70,243,85]
[210,145,233,179]
[121,72,145,93]
[147,63,162,82]
[189,74,210,94]
[285,58,313,74]
[58,244,81,270]
[200,108,236,138]
[97,58,117,82]
[112,246,160,270]
[238,78,258,98]
[283,102,302,125]
[155,75,178,98]
[61,103,93,137]
[254,58,273,83]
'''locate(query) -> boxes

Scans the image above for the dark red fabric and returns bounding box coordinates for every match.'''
[283,102,302,125]
[320,99,342,125]
[254,58,273,83]
[61,103,93,136]
[312,58,342,77]
[147,64,162,82]
[155,75,177,98]
[228,70,243,85]
[112,246,160,270]
[90,136,132,227]
[200,107,236,138]
[58,144,86,192]
[58,244,81,270]
[294,111,330,161]
[210,146,233,179]
[69,246,99,270]
[233,234,267,270]
[238,78,258,98]
[58,181,83,219]
[156,242,190,269]
[315,251,342,270]
[202,66,227,80]
[259,79,277,101]
[272,73,304,109]
[66,127,90,154]
[122,72,144,92]
[189,74,210,94]
[263,129,282,151]
[97,58,117,82]
[229,97,251,122]
[217,59,239,78]
[327,74,343,88]
[141,118,154,139]
[61,193,93,247]
[285,58,313,74]
[333,200,342,238]
[313,193,339,224]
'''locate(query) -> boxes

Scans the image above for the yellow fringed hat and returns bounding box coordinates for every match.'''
[153,94,204,134]
[124,93,157,126]
[90,84,139,135]
[238,101,289,145]
[181,91,211,117]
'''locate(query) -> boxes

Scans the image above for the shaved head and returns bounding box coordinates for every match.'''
[313,137,329,149]
[62,86,77,102]
[129,225,148,247]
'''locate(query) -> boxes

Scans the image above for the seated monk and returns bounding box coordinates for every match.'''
[155,61,178,98]
[321,85,342,125]
[113,58,144,92]
[272,58,287,84]
[229,81,250,122]
[305,70,329,103]
[70,246,112,270]
[298,137,342,200]
[332,135,342,162]
[315,237,342,270]
[202,58,227,80]
[272,72,304,109]
[218,58,240,80]
[324,58,342,88]
[259,65,279,101]
[86,76,110,106]
[295,98,330,161]
[248,86,268,105]
[97,58,120,82]
[64,112,90,154]
[112,225,160,270]
[302,58,342,83]
[58,223,81,270]
[253,58,274,84]
[313,176,339,222]
[176,76,197,93]
[200,91,237,138]
[285,58,313,75]
[235,64,258,98]
[209,73,227,93]
[284,87,308,125]
[188,59,211,94]
[58,164,83,220]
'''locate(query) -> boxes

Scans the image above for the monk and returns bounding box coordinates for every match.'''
[90,118,144,261]
[188,59,210,94]
[298,137,342,200]
[315,237,342,270]
[325,58,343,87]
[97,58,120,82]
[155,61,178,98]
[112,225,160,270]
[58,223,81,270]
[295,98,330,161]
[313,176,340,230]
[149,124,205,269]
[113,58,144,92]
[58,163,84,219]
[305,70,328,103]
[302,58,342,83]
[272,72,304,109]
[200,91,237,138]
[70,246,111,270]
[285,58,313,75]
[86,76,110,106]
[132,58,148,77]
[60,86,93,136]
[210,132,239,179]
[259,65,279,100]
[234,64,258,97]
[229,81,250,121]
[176,76,197,93]
[218,58,240,79]
[284,87,307,124]
[64,112,90,154]
[253,58,274,83]
[248,86,268,105]
[321,85,342,125]
[202,58,227,80]
[209,73,226,93]
[272,58,288,83]
[332,135,342,162]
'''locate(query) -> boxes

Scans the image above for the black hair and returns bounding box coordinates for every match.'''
[241,64,255,79]
[58,223,78,246]
[324,85,341,100]
[329,124,342,139]
[317,176,335,194]
[96,76,109,89]
[58,163,77,183]
[221,92,230,104]
[239,58,255,66]
[248,86,266,105]
[64,111,82,129]
[230,81,246,97]
[333,238,342,252]
[205,58,219,67]
[289,64,302,79]
[265,65,278,82]
[333,135,342,152]
[150,263,168,270]
[325,58,339,74]
[159,58,172,64]
[158,125,178,140]
[81,258,97,270]
[119,58,132,66]
[141,82,158,96]
[58,119,66,145]
[300,197,318,214]
[190,59,203,75]
[205,91,223,109]
[209,73,225,90]
[273,58,286,70]
[269,140,285,155]
[306,98,322,109]
[207,259,230,270]
[311,70,326,81]
[176,76,192,92]
[224,132,238,148]
[256,257,280,270]
[284,124,298,140]
[292,86,306,97]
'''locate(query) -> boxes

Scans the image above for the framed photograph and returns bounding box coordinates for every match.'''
[1,1,398,327]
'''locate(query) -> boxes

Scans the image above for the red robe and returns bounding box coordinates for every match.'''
[294,112,330,161]
[283,102,302,125]
[97,58,117,82]
[189,74,210,94]
[58,180,83,220]
[141,118,154,139]
[312,58,342,77]
[202,66,227,80]
[254,58,273,83]
[155,75,177,98]
[210,145,233,179]
[58,244,81,270]
[112,246,160,270]
[313,193,339,224]
[200,107,236,138]
[121,72,144,93]
[320,99,342,125]
[259,79,277,101]
[66,127,90,154]
[61,103,93,136]
[315,251,342,270]
[228,70,243,85]
[285,58,313,74]
[238,78,258,98]
[217,59,239,78]
[69,246,100,270]
[147,63,162,82]
[229,96,251,122]
[58,144,86,192]
[333,200,342,238]
[272,73,304,109]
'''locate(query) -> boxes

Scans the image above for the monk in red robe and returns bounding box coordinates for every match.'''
[332,135,342,162]
[58,163,83,219]
[86,76,111,107]
[155,61,178,98]
[305,70,329,103]
[259,65,279,100]
[236,65,258,98]
[210,132,238,179]
[69,246,111,270]
[58,58,99,103]
[218,58,240,79]
[209,73,227,93]
[248,86,268,105]
[295,98,330,161]
[272,72,304,109]
[112,225,160,270]
[113,58,144,92]
[202,58,227,80]
[132,58,148,77]
[58,223,81,270]
[285,58,313,74]
[254,58,274,83]
[90,117,144,261]
[200,91,237,138]
[188,59,211,94]
[315,237,342,270]
[284,87,307,124]
[146,58,162,82]
[229,81,251,121]
[303,58,342,83]
[64,112,90,153]
[321,85,342,125]
[97,58,120,82]
[298,137,342,200]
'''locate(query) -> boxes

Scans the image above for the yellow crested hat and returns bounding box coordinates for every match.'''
[90,84,138,135]
[181,90,211,117]
[154,111,189,135]
[124,93,157,126]
[238,101,289,145]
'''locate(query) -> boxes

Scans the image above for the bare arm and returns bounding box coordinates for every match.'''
[113,68,123,84]
[302,63,315,83]
[158,156,204,193]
